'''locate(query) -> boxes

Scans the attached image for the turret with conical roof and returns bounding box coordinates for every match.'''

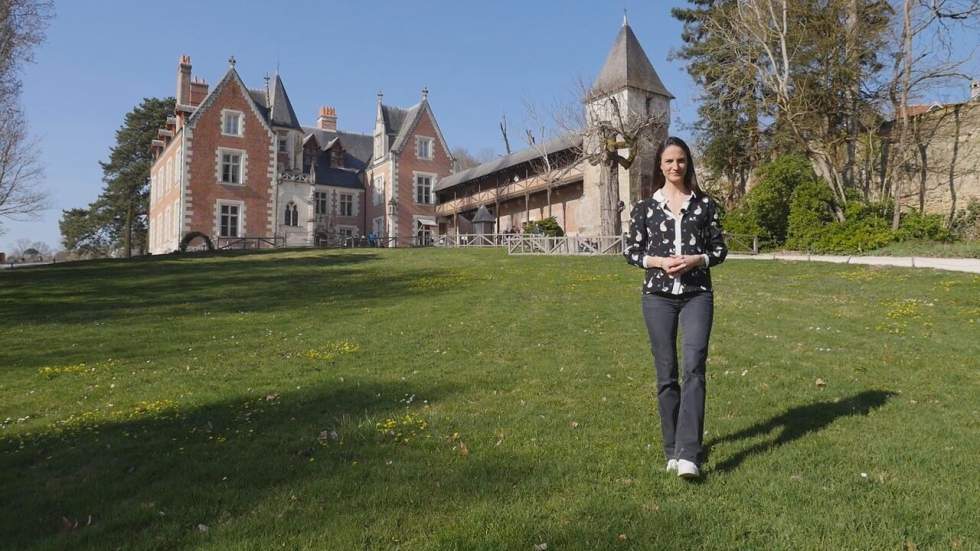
[592,20,673,99]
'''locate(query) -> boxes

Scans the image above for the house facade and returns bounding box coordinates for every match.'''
[149,21,675,252]
[435,21,673,236]
[148,56,453,253]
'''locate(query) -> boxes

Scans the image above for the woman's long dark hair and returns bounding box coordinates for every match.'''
[652,136,701,195]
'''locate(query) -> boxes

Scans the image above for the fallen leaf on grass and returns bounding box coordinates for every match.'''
[533,544,548,551]
[197,523,209,533]
[815,378,826,389]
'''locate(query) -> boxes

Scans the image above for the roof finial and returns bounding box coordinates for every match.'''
[623,9,628,27]
[421,86,429,101]
[377,90,383,104]
[228,55,236,68]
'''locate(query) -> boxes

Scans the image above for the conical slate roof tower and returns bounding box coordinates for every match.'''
[593,17,673,99]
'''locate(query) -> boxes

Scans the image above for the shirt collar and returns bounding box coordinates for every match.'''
[652,187,696,214]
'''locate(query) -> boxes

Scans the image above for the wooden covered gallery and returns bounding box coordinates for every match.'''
[434,135,586,235]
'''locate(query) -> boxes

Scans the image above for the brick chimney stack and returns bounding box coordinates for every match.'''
[317,106,337,131]
[177,55,192,107]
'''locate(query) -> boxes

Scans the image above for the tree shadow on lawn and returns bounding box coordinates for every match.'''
[0,380,538,550]
[0,250,458,329]
[706,390,896,475]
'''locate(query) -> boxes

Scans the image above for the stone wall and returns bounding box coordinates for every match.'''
[889,100,980,219]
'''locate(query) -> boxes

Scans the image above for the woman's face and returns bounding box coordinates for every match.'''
[660,145,688,187]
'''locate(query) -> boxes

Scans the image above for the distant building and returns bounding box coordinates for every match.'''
[148,56,453,253]
[435,20,673,236]
[148,20,673,251]
[882,81,980,219]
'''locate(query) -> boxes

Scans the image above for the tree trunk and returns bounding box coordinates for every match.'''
[600,161,621,236]
[124,201,134,258]
[947,105,961,227]
[917,143,927,213]
[892,0,913,231]
[810,155,847,222]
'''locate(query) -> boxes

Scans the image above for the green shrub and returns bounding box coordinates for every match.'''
[810,214,895,253]
[894,211,951,242]
[523,217,565,237]
[950,198,980,240]
[785,179,836,250]
[739,154,820,244]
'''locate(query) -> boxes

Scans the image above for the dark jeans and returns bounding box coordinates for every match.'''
[641,291,714,463]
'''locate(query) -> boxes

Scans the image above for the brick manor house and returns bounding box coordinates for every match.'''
[148,21,671,252]
[148,56,452,254]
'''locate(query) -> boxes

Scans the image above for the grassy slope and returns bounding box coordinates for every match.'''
[1,248,978,550]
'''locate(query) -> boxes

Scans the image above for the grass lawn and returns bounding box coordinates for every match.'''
[1,248,978,550]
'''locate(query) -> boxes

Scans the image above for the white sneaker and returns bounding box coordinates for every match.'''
[666,459,678,473]
[676,459,699,479]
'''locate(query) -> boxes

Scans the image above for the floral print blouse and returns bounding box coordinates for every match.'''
[623,188,728,294]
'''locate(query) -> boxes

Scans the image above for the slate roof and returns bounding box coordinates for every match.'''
[312,163,363,189]
[472,205,495,223]
[434,133,582,193]
[593,23,673,99]
[303,127,374,170]
[244,76,302,130]
[388,104,422,153]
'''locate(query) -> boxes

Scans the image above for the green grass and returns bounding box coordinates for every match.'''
[1,248,978,550]
[863,239,980,258]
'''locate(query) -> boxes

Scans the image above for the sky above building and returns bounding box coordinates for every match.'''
[4,0,978,252]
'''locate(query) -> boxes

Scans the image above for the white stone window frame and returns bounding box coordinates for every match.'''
[216,147,247,186]
[415,136,434,160]
[221,109,244,137]
[314,190,330,216]
[216,199,245,238]
[413,171,437,205]
[338,192,355,217]
[372,216,384,236]
[372,175,384,206]
[284,201,300,227]
[336,224,358,238]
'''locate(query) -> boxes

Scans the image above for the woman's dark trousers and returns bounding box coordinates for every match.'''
[641,291,713,464]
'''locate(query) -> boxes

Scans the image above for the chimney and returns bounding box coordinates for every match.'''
[177,55,192,106]
[188,77,209,107]
[317,106,337,131]
[971,79,980,102]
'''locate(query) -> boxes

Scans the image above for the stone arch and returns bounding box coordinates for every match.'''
[179,232,215,253]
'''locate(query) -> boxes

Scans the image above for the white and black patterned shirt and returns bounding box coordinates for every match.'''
[623,188,728,294]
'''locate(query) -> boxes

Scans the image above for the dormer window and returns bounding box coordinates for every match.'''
[416,136,434,160]
[222,110,243,137]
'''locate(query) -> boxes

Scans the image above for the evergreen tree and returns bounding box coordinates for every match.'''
[60,97,174,256]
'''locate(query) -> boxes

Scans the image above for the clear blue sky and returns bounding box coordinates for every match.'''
[4,0,977,252]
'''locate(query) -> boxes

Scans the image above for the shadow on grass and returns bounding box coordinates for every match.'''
[0,380,536,550]
[0,252,464,332]
[706,390,896,474]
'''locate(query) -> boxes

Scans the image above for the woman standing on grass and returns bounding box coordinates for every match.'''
[623,136,727,480]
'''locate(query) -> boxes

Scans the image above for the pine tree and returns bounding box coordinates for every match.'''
[61,97,174,256]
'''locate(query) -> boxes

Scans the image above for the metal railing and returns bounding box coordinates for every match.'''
[507,235,626,256]
[215,236,285,250]
[432,233,515,248]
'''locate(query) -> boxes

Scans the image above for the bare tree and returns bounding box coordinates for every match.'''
[521,101,583,222]
[581,88,667,235]
[0,103,46,224]
[499,114,512,155]
[883,0,979,229]
[0,0,54,104]
[0,0,53,232]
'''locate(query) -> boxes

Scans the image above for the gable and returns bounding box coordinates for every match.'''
[186,68,274,136]
[391,102,453,161]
